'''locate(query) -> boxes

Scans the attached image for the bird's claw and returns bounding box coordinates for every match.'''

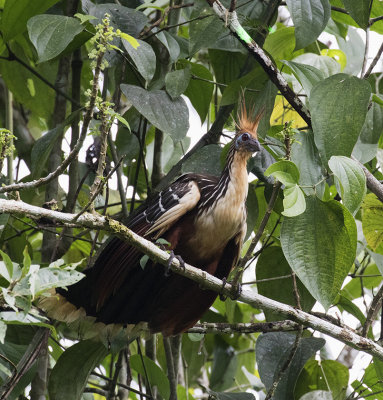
[166,250,185,277]
[231,283,242,300]
[219,278,228,301]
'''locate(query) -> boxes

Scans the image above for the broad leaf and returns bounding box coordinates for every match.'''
[310,73,371,165]
[256,333,325,400]
[353,101,383,164]
[291,131,325,198]
[256,246,315,321]
[156,31,181,62]
[121,84,189,142]
[264,27,296,64]
[48,340,108,400]
[282,184,306,217]
[265,160,300,186]
[328,156,366,215]
[177,60,214,122]
[28,15,84,63]
[295,359,349,400]
[282,60,324,96]
[189,12,225,55]
[299,392,332,400]
[208,391,255,400]
[362,193,383,251]
[286,0,331,50]
[337,27,365,75]
[210,341,237,391]
[342,0,371,29]
[292,53,340,77]
[122,38,156,82]
[130,354,170,400]
[281,196,357,309]
[165,68,191,99]
[182,145,222,176]
[1,0,60,41]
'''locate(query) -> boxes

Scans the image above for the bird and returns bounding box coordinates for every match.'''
[41,104,262,337]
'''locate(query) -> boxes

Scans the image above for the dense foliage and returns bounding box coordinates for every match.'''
[0,0,383,399]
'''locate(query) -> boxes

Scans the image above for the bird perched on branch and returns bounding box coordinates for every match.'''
[41,105,262,337]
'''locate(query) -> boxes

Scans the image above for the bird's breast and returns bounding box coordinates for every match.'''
[187,179,247,260]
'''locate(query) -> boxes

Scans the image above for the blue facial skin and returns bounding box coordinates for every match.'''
[236,132,261,152]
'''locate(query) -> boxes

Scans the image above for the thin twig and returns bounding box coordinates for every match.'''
[362,284,383,337]
[363,41,383,79]
[361,27,370,78]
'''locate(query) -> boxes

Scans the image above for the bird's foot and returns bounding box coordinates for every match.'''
[219,278,228,301]
[230,282,242,300]
[166,250,185,277]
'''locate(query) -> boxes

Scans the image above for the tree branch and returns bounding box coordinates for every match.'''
[188,321,301,334]
[2,199,383,360]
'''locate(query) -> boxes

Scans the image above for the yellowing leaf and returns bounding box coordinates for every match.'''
[118,32,140,49]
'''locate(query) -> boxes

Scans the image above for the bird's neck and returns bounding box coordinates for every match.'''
[218,145,250,203]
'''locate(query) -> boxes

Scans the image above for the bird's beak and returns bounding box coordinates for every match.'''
[247,138,261,153]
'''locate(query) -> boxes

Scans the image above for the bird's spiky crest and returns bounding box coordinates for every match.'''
[236,94,263,138]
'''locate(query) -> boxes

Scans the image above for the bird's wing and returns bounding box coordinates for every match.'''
[67,174,202,311]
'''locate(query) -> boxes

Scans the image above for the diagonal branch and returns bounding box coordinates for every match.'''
[1,198,383,361]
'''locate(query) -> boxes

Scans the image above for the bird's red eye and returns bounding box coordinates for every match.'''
[242,133,250,141]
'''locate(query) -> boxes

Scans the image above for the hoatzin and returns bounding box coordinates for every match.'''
[41,107,262,337]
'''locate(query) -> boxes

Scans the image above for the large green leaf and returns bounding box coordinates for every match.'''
[342,0,371,29]
[281,196,357,309]
[189,11,225,55]
[165,68,191,99]
[256,333,325,400]
[177,60,214,123]
[337,27,365,75]
[328,156,366,215]
[310,73,371,165]
[282,60,324,96]
[295,359,349,400]
[286,0,331,50]
[1,0,60,41]
[256,246,315,320]
[362,193,383,251]
[0,44,56,120]
[263,27,296,64]
[291,131,325,198]
[130,354,170,400]
[120,84,189,142]
[48,340,108,400]
[122,38,156,82]
[27,15,84,63]
[352,101,383,164]
[292,53,340,77]
[210,340,237,391]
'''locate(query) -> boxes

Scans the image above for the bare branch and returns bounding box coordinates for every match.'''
[2,199,383,360]
[188,321,301,334]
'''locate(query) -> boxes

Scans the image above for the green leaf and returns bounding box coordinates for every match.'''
[119,32,139,49]
[140,254,149,269]
[181,145,222,176]
[48,340,108,400]
[1,0,60,41]
[0,250,13,282]
[286,0,331,50]
[210,341,237,391]
[256,333,325,400]
[342,0,371,29]
[27,15,84,63]
[165,68,191,99]
[362,193,383,251]
[282,184,306,217]
[115,114,131,130]
[31,111,80,178]
[189,12,225,55]
[336,294,366,325]
[256,246,315,321]
[265,160,300,186]
[282,60,324,96]
[122,38,156,82]
[156,31,181,63]
[292,53,340,77]
[0,321,7,344]
[328,156,366,215]
[177,60,214,122]
[281,196,357,309]
[310,73,371,165]
[22,247,31,274]
[352,101,383,164]
[120,84,189,142]
[130,354,170,400]
[264,27,297,64]
[337,27,365,75]
[295,359,349,400]
[291,130,325,198]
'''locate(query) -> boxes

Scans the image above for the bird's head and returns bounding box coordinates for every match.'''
[235,101,262,154]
